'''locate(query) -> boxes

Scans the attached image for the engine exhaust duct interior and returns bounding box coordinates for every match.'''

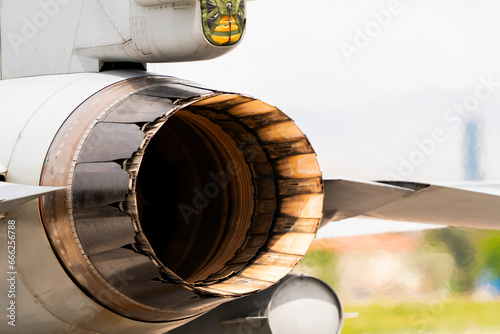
[40,76,324,322]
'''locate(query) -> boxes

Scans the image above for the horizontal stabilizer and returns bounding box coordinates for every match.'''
[322,179,500,230]
[0,182,64,216]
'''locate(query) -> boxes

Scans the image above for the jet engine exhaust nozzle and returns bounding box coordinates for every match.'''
[40,76,324,322]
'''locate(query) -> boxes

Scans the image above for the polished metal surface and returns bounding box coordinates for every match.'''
[76,123,146,163]
[267,275,343,334]
[40,75,324,325]
[365,182,500,229]
[1,71,198,334]
[323,178,500,229]
[321,179,413,226]
[168,274,344,334]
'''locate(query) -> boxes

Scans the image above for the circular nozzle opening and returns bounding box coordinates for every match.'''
[41,76,324,321]
[136,110,254,284]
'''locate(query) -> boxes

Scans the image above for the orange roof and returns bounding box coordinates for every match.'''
[309,232,421,253]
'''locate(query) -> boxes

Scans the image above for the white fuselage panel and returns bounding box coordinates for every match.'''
[0,0,239,79]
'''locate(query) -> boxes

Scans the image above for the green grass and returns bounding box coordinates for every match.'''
[341,299,500,333]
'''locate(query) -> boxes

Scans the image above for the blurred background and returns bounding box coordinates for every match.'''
[151,0,500,332]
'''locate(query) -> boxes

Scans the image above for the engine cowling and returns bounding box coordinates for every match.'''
[1,71,323,333]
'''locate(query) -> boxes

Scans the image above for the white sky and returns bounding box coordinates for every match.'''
[151,0,500,237]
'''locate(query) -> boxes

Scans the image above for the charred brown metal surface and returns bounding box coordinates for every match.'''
[40,76,323,322]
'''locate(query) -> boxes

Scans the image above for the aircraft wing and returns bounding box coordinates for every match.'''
[322,179,500,230]
[0,182,64,216]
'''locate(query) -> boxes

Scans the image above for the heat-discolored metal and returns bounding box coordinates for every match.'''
[40,76,324,322]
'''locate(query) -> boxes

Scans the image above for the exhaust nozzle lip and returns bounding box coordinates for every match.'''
[40,75,324,321]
